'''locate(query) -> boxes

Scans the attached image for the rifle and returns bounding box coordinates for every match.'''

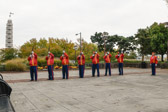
[32,45,34,52]
[48,45,50,52]
[30,45,35,58]
[48,44,50,57]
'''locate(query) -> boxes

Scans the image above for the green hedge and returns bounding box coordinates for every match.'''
[37,58,62,67]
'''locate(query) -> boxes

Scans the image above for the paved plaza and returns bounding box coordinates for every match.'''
[2,68,168,112]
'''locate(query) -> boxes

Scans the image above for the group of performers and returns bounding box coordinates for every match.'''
[27,50,158,81]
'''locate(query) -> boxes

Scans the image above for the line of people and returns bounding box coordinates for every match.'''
[27,51,158,81]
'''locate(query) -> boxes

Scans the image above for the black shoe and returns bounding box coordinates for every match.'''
[92,75,95,77]
[104,75,107,76]
[30,80,34,81]
[35,80,37,81]
[97,75,100,77]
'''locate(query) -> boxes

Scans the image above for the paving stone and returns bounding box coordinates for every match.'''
[4,68,168,112]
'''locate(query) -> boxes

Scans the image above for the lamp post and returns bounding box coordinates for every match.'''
[165,24,168,61]
[74,45,78,63]
[76,32,82,52]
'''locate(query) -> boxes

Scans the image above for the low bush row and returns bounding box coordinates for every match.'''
[0,58,168,72]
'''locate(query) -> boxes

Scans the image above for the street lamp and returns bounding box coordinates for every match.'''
[76,32,82,52]
[165,24,168,62]
[74,45,78,63]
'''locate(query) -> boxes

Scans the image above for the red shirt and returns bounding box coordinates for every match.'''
[46,53,54,66]
[90,54,100,64]
[150,56,158,64]
[60,53,69,65]
[115,53,124,63]
[103,54,112,63]
[77,55,85,65]
[28,53,38,66]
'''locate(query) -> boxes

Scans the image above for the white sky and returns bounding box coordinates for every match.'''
[0,0,168,48]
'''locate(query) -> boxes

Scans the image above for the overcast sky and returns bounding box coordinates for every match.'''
[0,0,168,48]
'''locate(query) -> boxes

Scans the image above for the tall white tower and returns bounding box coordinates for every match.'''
[6,12,14,48]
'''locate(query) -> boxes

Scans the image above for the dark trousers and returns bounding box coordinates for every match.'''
[30,66,38,81]
[118,63,123,75]
[92,64,100,77]
[48,65,54,80]
[79,65,84,78]
[151,63,156,75]
[105,63,111,76]
[62,65,69,79]
[84,64,85,76]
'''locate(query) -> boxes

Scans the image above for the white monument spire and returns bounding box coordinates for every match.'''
[6,12,14,48]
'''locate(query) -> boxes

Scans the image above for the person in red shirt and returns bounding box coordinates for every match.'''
[150,52,158,76]
[77,52,85,78]
[46,52,54,80]
[60,51,69,79]
[115,51,124,75]
[28,51,38,81]
[103,52,112,76]
[90,51,100,77]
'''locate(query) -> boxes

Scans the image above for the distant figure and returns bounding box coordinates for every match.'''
[28,51,38,81]
[115,52,124,75]
[90,51,100,77]
[60,51,69,79]
[150,52,158,76]
[46,52,54,80]
[77,52,85,78]
[103,52,112,76]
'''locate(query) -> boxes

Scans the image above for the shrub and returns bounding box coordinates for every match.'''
[160,63,168,69]
[54,59,62,66]
[37,57,47,67]
[37,57,62,67]
[5,59,27,71]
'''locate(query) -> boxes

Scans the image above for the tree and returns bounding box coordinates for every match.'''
[0,48,18,62]
[19,38,38,57]
[116,36,136,53]
[135,28,152,62]
[149,22,168,62]
[91,32,136,53]
[106,35,120,52]
[124,52,137,59]
[90,32,104,52]
[91,32,124,52]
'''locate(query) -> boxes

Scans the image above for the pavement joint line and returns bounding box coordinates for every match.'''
[5,71,154,83]
[22,90,42,112]
[32,87,74,112]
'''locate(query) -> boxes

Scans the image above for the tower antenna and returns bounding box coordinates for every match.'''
[9,12,14,18]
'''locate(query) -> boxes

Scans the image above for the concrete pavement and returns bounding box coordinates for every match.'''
[2,68,168,112]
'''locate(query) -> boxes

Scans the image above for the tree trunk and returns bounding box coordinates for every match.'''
[167,40,168,61]
[161,54,164,62]
[142,55,144,62]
